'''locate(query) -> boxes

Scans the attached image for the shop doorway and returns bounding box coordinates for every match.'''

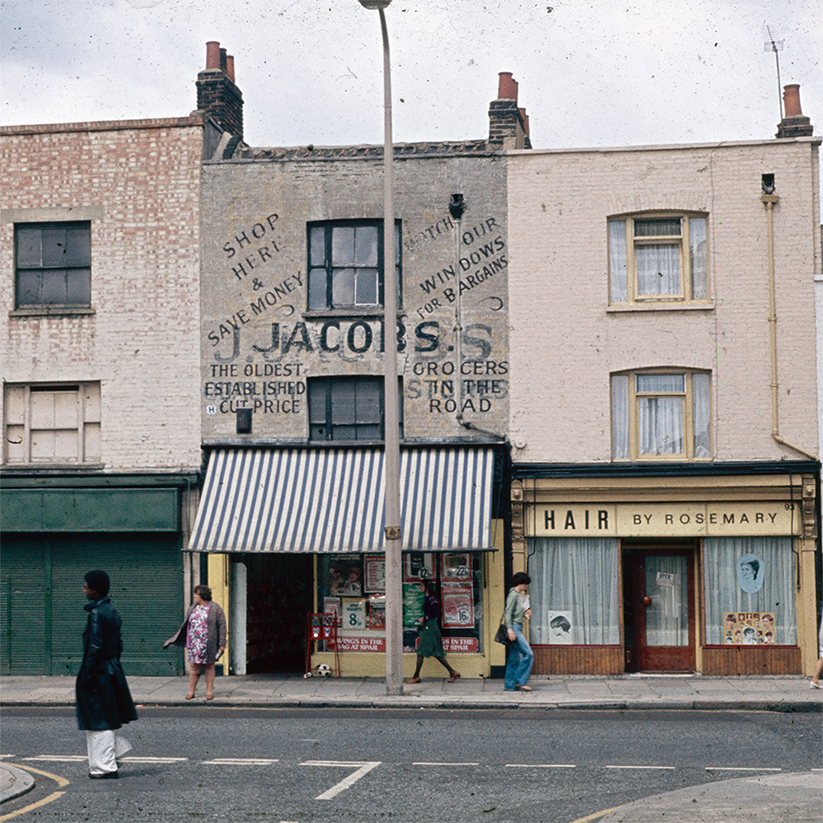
[243,554,313,674]
[623,548,696,672]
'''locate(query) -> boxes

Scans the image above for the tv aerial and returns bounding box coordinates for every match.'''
[763,24,784,121]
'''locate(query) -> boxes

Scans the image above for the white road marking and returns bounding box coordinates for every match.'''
[120,757,187,763]
[605,765,675,770]
[22,756,87,762]
[202,758,279,766]
[705,766,782,772]
[301,760,381,801]
[412,761,479,766]
[506,763,576,768]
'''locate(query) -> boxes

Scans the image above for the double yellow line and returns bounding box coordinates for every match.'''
[0,763,68,822]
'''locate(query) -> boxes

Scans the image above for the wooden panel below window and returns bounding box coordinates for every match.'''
[702,646,801,676]
[532,646,624,675]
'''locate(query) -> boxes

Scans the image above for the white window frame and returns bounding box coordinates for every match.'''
[3,383,101,465]
[611,370,711,461]
[609,213,708,305]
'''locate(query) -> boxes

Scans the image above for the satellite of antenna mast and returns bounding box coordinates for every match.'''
[763,24,784,121]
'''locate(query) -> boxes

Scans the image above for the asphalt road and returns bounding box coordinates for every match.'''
[2,707,820,822]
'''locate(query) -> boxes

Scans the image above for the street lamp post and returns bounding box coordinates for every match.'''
[358,0,403,695]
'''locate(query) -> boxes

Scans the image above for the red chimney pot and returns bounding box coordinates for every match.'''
[226,55,236,83]
[205,41,221,70]
[783,84,803,117]
[498,72,518,102]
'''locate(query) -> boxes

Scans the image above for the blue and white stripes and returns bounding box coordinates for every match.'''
[188,447,494,553]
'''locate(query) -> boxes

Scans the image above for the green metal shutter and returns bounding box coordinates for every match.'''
[50,533,183,676]
[0,536,48,675]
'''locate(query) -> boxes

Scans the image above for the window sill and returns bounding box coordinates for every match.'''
[10,307,95,318]
[606,303,715,313]
[1,462,105,472]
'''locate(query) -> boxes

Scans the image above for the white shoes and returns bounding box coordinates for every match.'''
[810,681,822,689]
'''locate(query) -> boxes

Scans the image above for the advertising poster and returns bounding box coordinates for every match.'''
[367,594,386,630]
[441,584,475,629]
[341,597,366,631]
[403,583,425,628]
[364,555,386,593]
[441,552,472,583]
[404,552,434,581]
[723,611,776,645]
[323,597,341,627]
[546,610,573,644]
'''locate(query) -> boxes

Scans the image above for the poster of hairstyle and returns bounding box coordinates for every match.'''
[723,612,776,645]
[547,610,573,644]
[736,553,765,594]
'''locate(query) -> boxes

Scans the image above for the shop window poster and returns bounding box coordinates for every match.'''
[367,594,386,630]
[442,583,475,629]
[441,552,472,583]
[723,612,776,645]
[736,553,765,594]
[323,597,341,627]
[342,597,366,631]
[403,583,425,628]
[404,552,434,581]
[364,555,386,593]
[547,611,573,644]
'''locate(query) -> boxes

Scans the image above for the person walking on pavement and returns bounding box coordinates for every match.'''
[406,579,460,684]
[164,584,227,700]
[504,572,534,692]
[76,570,138,779]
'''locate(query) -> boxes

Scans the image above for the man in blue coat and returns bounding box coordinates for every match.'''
[76,570,138,779]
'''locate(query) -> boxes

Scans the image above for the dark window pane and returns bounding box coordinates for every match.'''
[309,226,326,267]
[355,268,379,305]
[354,226,378,266]
[66,269,91,304]
[16,228,42,267]
[17,271,42,304]
[356,424,380,440]
[634,218,681,237]
[330,382,356,424]
[65,226,91,266]
[309,384,328,424]
[41,270,69,304]
[41,227,69,267]
[355,381,381,424]
[308,268,327,309]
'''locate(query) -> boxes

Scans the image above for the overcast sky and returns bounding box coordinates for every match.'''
[1,0,820,153]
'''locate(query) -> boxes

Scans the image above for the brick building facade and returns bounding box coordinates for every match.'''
[0,116,206,675]
[505,123,821,676]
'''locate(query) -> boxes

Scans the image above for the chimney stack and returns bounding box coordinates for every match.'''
[488,72,531,150]
[197,41,244,139]
[776,84,813,138]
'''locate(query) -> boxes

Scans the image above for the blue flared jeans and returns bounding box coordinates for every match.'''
[504,622,534,690]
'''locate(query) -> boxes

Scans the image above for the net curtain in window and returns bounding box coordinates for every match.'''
[703,537,797,645]
[529,537,620,645]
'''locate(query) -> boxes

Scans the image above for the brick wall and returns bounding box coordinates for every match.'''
[0,118,205,472]
[506,138,822,463]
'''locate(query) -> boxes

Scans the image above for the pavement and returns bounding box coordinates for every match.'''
[1,672,821,820]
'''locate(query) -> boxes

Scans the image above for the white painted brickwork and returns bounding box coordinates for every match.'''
[506,138,821,463]
[0,119,204,472]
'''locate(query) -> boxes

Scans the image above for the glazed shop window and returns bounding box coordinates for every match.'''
[528,537,620,645]
[15,222,92,308]
[3,383,101,465]
[703,537,797,646]
[316,552,484,653]
[611,371,711,460]
[609,214,707,305]
[309,376,403,442]
[307,221,401,311]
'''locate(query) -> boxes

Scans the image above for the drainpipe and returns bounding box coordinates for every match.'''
[450,194,466,423]
[761,187,818,461]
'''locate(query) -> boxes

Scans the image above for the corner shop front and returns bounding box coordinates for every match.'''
[189,446,507,678]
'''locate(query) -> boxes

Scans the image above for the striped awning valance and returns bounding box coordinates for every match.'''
[188,447,495,553]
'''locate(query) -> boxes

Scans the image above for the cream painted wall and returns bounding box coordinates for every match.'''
[506,138,821,464]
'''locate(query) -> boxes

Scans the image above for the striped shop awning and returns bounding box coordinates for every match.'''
[188,447,495,553]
